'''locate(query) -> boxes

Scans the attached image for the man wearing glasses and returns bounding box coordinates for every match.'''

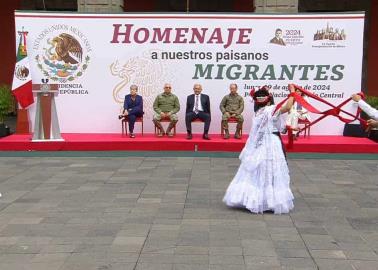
[152,83,180,137]
[185,83,211,140]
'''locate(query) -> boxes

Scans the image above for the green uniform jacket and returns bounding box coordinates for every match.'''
[153,93,180,114]
[220,94,244,114]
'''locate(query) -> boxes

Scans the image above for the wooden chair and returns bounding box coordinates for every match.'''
[154,117,177,136]
[221,117,243,137]
[121,115,144,136]
[298,118,311,138]
[190,118,205,132]
[192,118,204,124]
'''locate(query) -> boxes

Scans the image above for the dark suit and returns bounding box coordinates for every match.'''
[123,94,143,133]
[270,37,286,46]
[185,94,211,134]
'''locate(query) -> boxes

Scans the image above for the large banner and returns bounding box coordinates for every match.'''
[14,12,365,135]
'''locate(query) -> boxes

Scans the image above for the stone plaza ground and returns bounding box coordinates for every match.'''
[0,154,377,270]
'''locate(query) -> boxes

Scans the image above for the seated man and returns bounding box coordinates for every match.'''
[220,83,244,139]
[285,87,311,137]
[153,83,180,137]
[121,84,143,138]
[185,83,211,140]
[352,93,378,129]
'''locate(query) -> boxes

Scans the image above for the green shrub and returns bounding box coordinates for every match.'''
[365,95,378,110]
[0,84,13,124]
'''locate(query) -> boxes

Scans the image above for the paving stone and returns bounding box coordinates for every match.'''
[174,264,209,270]
[314,258,355,270]
[351,260,378,270]
[276,248,311,258]
[279,257,318,269]
[309,249,346,259]
[175,246,209,255]
[0,157,377,269]
[343,250,378,260]
[244,256,280,268]
[136,263,173,270]
[210,255,244,265]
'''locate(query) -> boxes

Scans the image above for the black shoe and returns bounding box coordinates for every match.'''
[203,134,210,140]
[129,133,135,138]
[186,133,192,140]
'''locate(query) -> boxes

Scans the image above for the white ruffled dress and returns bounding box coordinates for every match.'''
[223,105,294,214]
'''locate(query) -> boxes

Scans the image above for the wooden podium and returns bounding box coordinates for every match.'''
[32,82,63,141]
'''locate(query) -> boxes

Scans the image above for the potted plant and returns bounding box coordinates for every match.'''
[0,84,13,137]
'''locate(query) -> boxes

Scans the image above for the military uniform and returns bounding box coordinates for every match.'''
[153,93,180,136]
[219,94,244,139]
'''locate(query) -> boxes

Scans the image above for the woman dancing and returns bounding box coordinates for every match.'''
[223,84,296,214]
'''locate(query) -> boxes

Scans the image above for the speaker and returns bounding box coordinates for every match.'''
[343,123,367,137]
[0,123,10,138]
[368,130,378,142]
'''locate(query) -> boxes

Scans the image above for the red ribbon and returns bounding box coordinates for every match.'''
[274,84,367,128]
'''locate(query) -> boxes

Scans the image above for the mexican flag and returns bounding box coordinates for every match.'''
[12,29,33,108]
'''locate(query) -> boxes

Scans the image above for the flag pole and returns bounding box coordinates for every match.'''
[13,28,32,134]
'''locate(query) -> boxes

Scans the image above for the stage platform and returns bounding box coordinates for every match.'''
[0,133,377,153]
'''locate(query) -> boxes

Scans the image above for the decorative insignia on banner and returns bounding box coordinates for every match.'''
[33,25,91,83]
[313,22,346,41]
[110,50,170,117]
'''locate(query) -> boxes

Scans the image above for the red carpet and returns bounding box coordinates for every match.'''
[0,133,377,153]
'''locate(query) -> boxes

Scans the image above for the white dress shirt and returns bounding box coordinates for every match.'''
[193,94,203,112]
[358,100,378,120]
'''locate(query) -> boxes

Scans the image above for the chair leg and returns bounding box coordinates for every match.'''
[122,120,127,136]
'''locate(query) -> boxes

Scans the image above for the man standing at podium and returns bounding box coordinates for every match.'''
[185,83,211,140]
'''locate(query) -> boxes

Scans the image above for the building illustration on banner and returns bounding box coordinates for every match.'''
[313,22,346,41]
